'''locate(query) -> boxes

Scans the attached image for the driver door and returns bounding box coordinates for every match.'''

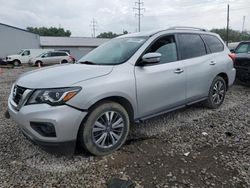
[21,50,31,64]
[135,35,186,118]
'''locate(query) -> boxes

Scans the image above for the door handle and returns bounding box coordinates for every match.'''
[210,61,216,65]
[174,68,184,74]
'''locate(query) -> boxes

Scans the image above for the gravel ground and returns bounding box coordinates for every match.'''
[0,66,250,188]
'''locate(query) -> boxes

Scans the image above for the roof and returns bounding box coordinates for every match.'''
[118,26,212,38]
[0,22,38,35]
[40,36,110,47]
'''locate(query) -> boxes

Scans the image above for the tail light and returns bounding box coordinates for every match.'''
[228,53,236,63]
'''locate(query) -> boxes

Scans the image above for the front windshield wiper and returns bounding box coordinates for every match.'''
[78,61,96,65]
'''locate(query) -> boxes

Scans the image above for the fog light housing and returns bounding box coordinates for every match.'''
[30,122,56,137]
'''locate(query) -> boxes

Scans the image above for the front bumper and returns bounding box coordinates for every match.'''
[8,97,87,154]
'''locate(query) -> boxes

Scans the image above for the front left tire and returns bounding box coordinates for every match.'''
[78,101,130,156]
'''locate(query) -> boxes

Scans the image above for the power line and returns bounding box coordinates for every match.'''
[133,0,145,32]
[90,18,97,37]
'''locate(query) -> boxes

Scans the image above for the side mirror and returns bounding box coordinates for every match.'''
[41,55,45,58]
[141,53,161,65]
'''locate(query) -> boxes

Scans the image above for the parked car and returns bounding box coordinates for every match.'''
[7,27,236,155]
[29,51,74,66]
[6,49,54,66]
[232,41,250,82]
[0,57,7,65]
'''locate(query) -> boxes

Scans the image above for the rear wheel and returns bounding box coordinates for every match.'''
[205,76,226,109]
[78,102,130,156]
[61,60,68,64]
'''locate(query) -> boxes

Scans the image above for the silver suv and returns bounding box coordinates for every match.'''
[8,27,236,155]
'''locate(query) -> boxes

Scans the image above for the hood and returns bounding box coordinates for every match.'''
[235,53,250,59]
[16,64,114,88]
[7,54,21,59]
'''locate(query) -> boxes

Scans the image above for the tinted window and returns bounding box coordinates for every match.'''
[50,52,57,57]
[235,43,250,53]
[178,34,206,60]
[202,35,224,53]
[51,52,67,56]
[59,52,67,56]
[146,35,178,64]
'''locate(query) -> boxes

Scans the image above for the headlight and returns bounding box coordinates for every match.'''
[26,87,81,106]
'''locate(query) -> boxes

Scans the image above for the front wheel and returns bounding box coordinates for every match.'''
[205,76,226,109]
[78,102,130,156]
[13,60,21,66]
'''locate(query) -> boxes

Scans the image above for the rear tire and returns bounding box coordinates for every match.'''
[205,76,226,109]
[78,101,130,156]
[61,60,68,64]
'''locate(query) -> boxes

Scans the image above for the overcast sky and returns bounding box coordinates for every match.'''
[0,0,249,37]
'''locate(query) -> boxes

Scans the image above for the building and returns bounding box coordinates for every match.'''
[0,23,109,60]
[40,36,109,60]
[0,23,40,58]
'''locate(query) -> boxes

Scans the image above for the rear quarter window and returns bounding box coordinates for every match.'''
[178,34,207,60]
[202,35,224,53]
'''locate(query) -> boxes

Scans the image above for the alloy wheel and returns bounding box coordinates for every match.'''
[212,80,225,104]
[92,111,124,149]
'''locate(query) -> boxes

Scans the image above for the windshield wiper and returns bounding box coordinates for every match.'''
[78,61,96,65]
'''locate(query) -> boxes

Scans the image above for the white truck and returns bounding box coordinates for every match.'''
[6,49,54,66]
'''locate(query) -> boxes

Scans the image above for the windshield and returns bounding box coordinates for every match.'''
[235,43,250,54]
[78,37,147,65]
[18,50,24,55]
[37,52,46,57]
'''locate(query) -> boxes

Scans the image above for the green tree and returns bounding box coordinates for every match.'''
[210,28,250,42]
[26,27,71,37]
[97,30,129,38]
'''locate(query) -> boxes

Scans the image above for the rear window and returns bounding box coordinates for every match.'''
[178,34,206,60]
[202,35,224,53]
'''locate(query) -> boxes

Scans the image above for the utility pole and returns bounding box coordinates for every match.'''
[133,0,145,32]
[242,16,246,33]
[90,18,97,37]
[226,4,229,46]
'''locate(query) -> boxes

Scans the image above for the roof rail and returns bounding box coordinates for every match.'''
[168,26,207,32]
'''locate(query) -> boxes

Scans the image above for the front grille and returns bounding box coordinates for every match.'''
[13,85,27,105]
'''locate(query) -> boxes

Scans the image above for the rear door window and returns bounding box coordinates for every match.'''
[178,34,206,60]
[202,35,224,53]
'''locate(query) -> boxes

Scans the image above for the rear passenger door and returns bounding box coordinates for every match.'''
[177,33,216,103]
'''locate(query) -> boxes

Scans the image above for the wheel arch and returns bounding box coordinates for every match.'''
[217,72,229,90]
[86,96,135,123]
